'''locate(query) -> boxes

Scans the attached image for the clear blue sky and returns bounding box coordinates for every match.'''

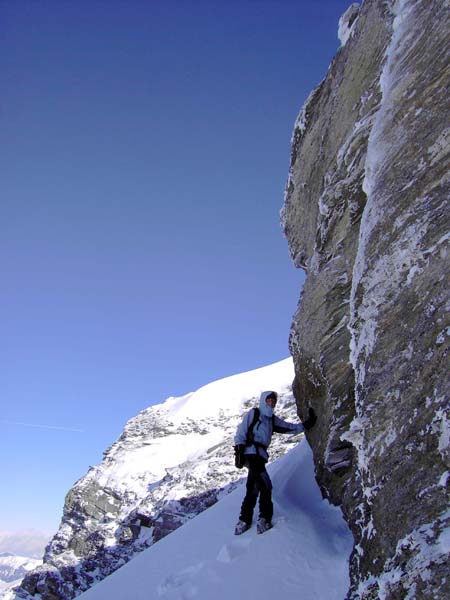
[1,0,351,538]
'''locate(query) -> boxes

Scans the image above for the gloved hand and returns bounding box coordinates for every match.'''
[302,407,317,431]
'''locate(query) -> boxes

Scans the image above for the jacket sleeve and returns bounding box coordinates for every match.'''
[234,410,254,445]
[273,415,304,435]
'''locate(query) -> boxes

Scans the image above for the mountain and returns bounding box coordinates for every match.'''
[78,441,353,600]
[9,358,304,599]
[0,556,41,595]
[6,1,449,598]
[282,0,450,598]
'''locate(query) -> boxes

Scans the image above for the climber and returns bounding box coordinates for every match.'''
[233,390,316,535]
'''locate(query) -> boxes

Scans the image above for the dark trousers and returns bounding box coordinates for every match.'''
[239,454,273,525]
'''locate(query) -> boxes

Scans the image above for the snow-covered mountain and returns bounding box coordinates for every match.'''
[10,358,306,600]
[7,1,449,597]
[77,441,354,600]
[0,555,41,595]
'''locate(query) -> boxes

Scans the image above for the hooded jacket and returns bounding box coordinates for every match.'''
[234,391,304,462]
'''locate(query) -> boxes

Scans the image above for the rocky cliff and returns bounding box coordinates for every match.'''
[282,1,450,598]
[10,359,299,600]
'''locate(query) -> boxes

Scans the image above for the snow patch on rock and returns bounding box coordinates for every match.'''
[338,3,360,46]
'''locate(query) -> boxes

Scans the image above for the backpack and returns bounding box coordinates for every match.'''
[234,407,275,468]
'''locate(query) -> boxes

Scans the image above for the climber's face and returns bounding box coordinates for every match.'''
[266,395,277,408]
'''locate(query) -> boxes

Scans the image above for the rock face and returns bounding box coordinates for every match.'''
[11,359,298,600]
[282,1,450,598]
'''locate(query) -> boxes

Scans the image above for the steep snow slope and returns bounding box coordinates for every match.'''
[13,358,307,600]
[78,441,353,600]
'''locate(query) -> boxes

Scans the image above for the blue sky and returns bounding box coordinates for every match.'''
[1,0,351,541]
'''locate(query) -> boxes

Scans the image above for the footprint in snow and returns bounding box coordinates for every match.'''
[216,535,252,564]
[157,562,204,599]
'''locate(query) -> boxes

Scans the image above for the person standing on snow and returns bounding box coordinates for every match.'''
[234,390,316,535]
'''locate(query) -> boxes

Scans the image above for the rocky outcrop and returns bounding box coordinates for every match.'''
[282,0,450,598]
[11,360,298,600]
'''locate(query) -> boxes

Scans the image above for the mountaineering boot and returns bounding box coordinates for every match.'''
[234,520,250,535]
[256,517,272,534]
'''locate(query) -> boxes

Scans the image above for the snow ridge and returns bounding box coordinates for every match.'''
[78,441,354,600]
[8,358,306,600]
[0,556,41,596]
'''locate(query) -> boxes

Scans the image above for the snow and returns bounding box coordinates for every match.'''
[95,357,295,496]
[338,4,360,46]
[78,441,353,600]
[0,555,41,598]
[427,126,450,166]
[292,86,319,138]
[355,508,450,599]
[346,0,431,481]
[436,408,450,457]
[438,471,449,487]
[97,430,226,492]
[164,358,295,423]
[349,0,407,376]
[437,527,450,553]
[4,358,313,599]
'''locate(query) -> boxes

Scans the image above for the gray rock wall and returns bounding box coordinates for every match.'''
[282,1,450,598]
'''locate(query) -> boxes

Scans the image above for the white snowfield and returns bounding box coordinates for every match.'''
[79,440,353,600]
[93,357,297,498]
[0,555,41,596]
[94,357,297,497]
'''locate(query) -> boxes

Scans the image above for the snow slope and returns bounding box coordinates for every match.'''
[79,440,353,600]
[9,358,311,600]
[0,555,41,596]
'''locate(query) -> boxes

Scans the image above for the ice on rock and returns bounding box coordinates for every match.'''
[338,3,360,46]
